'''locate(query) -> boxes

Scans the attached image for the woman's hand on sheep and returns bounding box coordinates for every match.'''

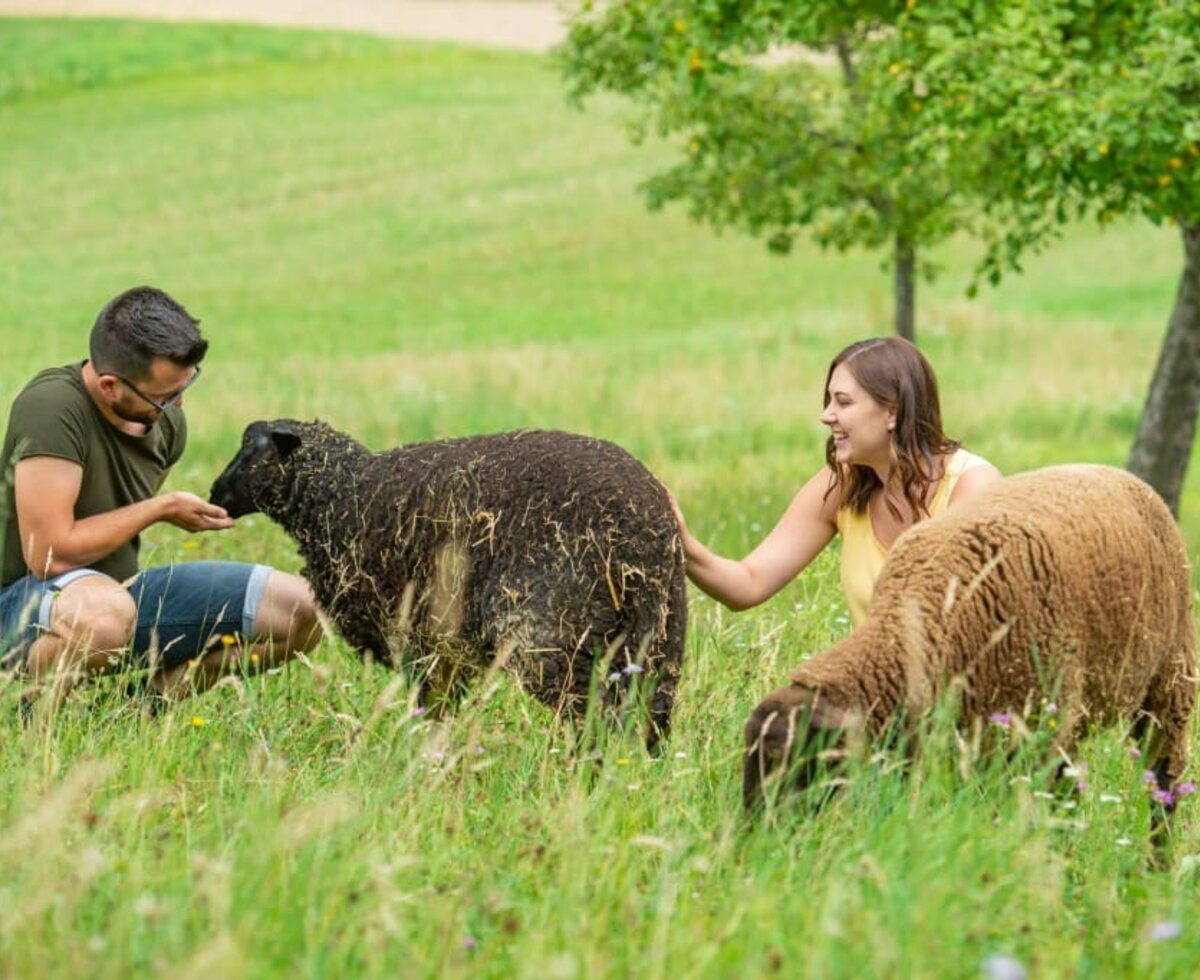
[666,488,691,540]
[161,491,236,532]
[678,469,841,611]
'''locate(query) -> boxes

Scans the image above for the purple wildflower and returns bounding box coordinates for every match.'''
[1143,770,1159,787]
[623,662,644,676]
[1153,788,1176,807]
[411,706,427,718]
[1076,780,1089,794]
[1175,781,1197,798]
[1129,746,1142,760]
[463,935,478,951]
[981,953,1026,980]
[1045,702,1058,715]
[1147,920,1182,942]
[989,712,1012,727]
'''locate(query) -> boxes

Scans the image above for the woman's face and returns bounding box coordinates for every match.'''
[821,364,895,468]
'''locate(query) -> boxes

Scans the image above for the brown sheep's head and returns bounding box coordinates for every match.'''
[209,419,306,518]
[742,684,865,813]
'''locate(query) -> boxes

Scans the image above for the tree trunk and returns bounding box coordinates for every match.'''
[1127,220,1200,517]
[894,236,916,343]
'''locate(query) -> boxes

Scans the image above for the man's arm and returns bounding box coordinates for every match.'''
[13,456,235,579]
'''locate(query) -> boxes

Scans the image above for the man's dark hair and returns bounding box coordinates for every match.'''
[89,286,208,381]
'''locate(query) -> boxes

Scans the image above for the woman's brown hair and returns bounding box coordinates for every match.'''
[823,337,960,521]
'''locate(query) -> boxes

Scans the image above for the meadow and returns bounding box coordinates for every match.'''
[1,16,1198,977]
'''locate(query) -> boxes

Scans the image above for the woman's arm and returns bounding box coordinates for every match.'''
[673,468,840,611]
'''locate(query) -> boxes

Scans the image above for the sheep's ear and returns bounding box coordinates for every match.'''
[268,422,303,459]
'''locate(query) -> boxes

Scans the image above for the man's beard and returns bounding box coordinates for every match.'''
[111,401,160,428]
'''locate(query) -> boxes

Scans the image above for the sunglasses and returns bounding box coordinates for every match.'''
[112,365,202,413]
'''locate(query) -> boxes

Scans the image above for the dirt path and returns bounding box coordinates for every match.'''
[0,0,567,51]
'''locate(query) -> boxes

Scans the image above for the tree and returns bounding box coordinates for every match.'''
[563,1,1200,513]
[899,0,1200,514]
[558,1,994,341]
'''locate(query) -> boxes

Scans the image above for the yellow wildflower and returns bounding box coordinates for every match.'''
[192,716,206,728]
[687,48,703,73]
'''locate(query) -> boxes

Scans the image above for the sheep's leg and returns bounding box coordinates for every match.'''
[1131,648,1196,859]
[644,676,676,755]
[411,638,477,715]
[1135,650,1196,790]
[642,570,688,753]
[639,629,680,753]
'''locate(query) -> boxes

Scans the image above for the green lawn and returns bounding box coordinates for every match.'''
[0,17,1197,978]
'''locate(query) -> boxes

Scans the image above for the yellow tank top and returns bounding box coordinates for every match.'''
[836,449,989,627]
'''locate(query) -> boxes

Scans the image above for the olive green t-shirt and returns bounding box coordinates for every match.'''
[1,362,186,586]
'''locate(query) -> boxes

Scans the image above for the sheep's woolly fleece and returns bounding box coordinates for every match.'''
[744,464,1196,807]
[211,420,686,747]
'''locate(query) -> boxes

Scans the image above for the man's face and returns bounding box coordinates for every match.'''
[106,358,201,426]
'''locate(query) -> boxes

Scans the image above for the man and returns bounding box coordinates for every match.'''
[0,286,321,712]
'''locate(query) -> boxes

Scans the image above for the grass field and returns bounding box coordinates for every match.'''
[1,17,1199,977]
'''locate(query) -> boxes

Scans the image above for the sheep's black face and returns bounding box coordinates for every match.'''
[742,687,852,814]
[210,420,303,518]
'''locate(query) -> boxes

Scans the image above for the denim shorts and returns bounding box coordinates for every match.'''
[0,560,271,671]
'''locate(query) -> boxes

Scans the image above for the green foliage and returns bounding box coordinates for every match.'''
[560,0,1200,297]
[897,0,1200,283]
[559,0,979,287]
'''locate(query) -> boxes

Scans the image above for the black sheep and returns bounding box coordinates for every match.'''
[210,420,687,748]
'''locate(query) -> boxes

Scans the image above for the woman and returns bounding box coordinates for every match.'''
[674,337,1002,627]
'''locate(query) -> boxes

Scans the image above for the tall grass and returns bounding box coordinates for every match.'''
[0,17,1197,977]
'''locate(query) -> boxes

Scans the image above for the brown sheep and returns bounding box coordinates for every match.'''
[743,464,1196,811]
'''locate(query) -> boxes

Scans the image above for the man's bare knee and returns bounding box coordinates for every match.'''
[254,571,323,654]
[51,577,136,653]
